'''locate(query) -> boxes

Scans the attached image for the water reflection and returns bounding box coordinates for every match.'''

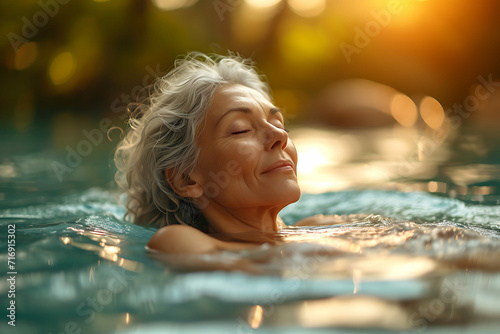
[290,126,424,192]
[150,214,500,281]
[240,267,496,330]
[290,127,499,203]
[60,228,144,273]
[247,305,264,329]
[260,296,411,330]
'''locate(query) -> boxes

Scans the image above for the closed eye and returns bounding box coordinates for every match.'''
[231,130,250,135]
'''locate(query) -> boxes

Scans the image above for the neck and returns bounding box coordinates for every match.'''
[199,200,285,235]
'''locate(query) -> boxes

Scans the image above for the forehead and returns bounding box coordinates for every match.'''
[209,84,271,112]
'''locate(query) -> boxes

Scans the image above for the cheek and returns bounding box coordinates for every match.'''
[199,141,260,182]
[234,139,260,163]
[228,142,261,182]
[226,142,265,190]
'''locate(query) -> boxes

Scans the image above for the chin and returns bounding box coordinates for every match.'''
[289,186,302,203]
[277,182,301,206]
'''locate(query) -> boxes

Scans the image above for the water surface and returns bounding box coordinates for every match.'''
[1,126,500,333]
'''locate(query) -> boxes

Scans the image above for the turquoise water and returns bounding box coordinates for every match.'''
[1,127,500,333]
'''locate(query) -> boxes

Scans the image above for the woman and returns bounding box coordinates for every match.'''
[114,52,333,254]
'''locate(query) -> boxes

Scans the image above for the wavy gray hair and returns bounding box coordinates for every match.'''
[114,52,271,230]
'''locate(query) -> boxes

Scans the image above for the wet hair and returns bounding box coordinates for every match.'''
[113,52,271,229]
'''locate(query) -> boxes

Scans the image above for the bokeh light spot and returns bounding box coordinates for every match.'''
[49,51,76,86]
[14,42,38,70]
[419,96,444,129]
[152,0,198,11]
[390,94,418,127]
[288,0,326,17]
[245,0,281,9]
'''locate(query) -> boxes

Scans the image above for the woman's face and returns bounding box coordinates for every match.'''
[193,84,300,210]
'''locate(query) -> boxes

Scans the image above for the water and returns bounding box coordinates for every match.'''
[1,126,500,333]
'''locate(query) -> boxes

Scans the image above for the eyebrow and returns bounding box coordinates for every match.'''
[216,107,282,126]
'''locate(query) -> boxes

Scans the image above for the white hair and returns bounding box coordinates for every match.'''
[113,52,271,230]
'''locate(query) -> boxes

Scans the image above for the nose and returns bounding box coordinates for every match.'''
[263,125,288,151]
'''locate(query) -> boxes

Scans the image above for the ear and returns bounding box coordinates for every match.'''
[164,168,204,199]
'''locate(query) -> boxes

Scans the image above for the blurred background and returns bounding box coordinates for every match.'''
[1,0,500,205]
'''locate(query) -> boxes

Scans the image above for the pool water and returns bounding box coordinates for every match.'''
[1,126,500,333]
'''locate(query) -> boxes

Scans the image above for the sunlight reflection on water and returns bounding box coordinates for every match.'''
[291,126,434,192]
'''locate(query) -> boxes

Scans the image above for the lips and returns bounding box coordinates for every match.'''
[261,160,294,174]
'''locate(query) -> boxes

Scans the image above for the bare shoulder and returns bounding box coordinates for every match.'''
[146,224,258,254]
[147,225,218,254]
